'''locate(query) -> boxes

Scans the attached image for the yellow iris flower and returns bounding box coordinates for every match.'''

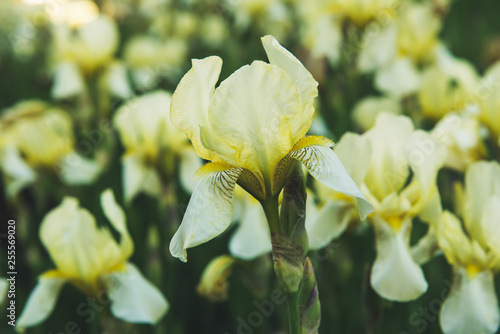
[0,100,100,197]
[436,161,500,334]
[169,35,373,262]
[114,90,202,202]
[322,113,446,301]
[17,190,168,328]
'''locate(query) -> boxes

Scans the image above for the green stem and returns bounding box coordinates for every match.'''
[261,196,280,233]
[286,291,301,334]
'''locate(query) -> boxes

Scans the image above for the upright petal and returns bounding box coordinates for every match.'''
[170,163,243,261]
[288,136,373,220]
[440,268,499,334]
[364,113,414,200]
[464,161,500,244]
[170,56,234,163]
[102,263,168,324]
[370,216,428,301]
[334,132,372,185]
[101,189,133,261]
[375,58,421,98]
[40,198,120,283]
[17,272,66,328]
[481,196,500,258]
[261,35,318,141]
[209,61,301,186]
[122,154,161,203]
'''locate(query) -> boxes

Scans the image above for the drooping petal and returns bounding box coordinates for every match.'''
[57,152,101,185]
[261,35,318,142]
[375,57,421,98]
[370,216,428,301]
[288,136,373,220]
[102,263,168,324]
[0,144,36,198]
[209,61,301,185]
[440,268,500,334]
[17,272,67,328]
[105,61,132,99]
[170,56,234,163]
[51,61,85,99]
[229,196,271,260]
[306,198,354,250]
[101,189,133,261]
[122,154,161,203]
[411,227,441,265]
[170,163,243,262]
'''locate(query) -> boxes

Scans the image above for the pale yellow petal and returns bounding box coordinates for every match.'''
[334,132,372,185]
[209,61,300,185]
[306,199,354,250]
[481,196,500,257]
[464,161,500,244]
[17,273,67,328]
[170,164,243,262]
[440,268,499,334]
[40,198,120,282]
[371,216,428,301]
[352,96,402,131]
[261,35,318,141]
[101,189,133,261]
[357,23,398,73]
[170,56,235,163]
[364,113,414,200]
[102,263,168,324]
[437,211,473,266]
[179,147,204,194]
[122,154,161,203]
[375,57,421,98]
[58,152,101,185]
[289,136,373,220]
[0,145,36,198]
[229,197,271,260]
[51,61,85,99]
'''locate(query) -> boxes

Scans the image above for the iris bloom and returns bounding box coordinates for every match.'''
[436,161,500,334]
[0,100,100,197]
[114,90,202,202]
[322,113,445,301]
[49,3,131,100]
[169,35,373,262]
[18,190,168,328]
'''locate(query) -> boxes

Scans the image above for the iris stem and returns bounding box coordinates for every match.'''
[261,196,280,233]
[286,291,301,334]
